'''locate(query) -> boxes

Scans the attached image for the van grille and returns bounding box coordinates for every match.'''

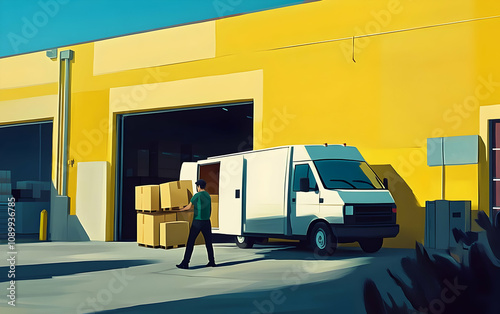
[344,204,396,225]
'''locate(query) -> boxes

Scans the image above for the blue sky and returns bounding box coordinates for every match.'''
[0,0,306,58]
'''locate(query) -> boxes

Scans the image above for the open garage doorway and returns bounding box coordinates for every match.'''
[0,121,53,242]
[115,102,253,241]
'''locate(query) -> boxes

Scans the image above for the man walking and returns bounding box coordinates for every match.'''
[176,179,216,269]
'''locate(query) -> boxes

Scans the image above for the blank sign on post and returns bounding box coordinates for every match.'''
[427,135,479,166]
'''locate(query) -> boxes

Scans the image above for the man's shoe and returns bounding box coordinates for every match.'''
[176,263,189,269]
[206,262,217,267]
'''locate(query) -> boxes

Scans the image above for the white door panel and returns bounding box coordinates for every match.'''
[296,191,320,217]
[244,148,288,234]
[217,155,244,235]
[290,162,320,236]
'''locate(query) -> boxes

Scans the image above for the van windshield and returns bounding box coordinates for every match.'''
[314,160,384,190]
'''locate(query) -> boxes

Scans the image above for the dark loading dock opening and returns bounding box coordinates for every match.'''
[0,121,53,241]
[115,102,253,241]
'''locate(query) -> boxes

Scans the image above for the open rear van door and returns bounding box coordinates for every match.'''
[217,155,245,235]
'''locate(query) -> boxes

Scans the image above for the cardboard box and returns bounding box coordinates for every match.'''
[211,195,219,228]
[160,221,189,247]
[142,212,176,246]
[176,210,205,245]
[135,186,141,210]
[160,180,193,209]
[176,210,194,227]
[137,213,145,244]
[135,185,160,211]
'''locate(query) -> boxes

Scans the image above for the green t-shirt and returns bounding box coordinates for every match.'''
[191,191,211,220]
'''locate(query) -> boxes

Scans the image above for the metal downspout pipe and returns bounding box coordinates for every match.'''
[58,50,73,196]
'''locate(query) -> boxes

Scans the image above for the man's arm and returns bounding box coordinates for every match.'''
[181,202,193,211]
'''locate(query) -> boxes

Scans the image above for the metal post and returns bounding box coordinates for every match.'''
[39,209,47,241]
[441,165,445,200]
[60,50,73,196]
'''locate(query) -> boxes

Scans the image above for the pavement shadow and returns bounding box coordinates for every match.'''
[250,243,412,262]
[185,245,411,270]
[0,259,155,282]
[98,248,415,314]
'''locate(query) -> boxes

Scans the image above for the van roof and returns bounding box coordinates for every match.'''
[303,145,364,162]
[207,144,364,161]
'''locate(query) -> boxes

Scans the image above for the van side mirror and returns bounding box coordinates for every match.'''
[300,178,309,192]
[383,178,389,189]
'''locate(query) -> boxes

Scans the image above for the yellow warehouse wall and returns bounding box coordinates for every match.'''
[68,89,111,216]
[93,21,216,75]
[0,51,58,89]
[216,0,481,56]
[0,0,499,245]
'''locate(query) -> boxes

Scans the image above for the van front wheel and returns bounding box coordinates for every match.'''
[359,238,383,253]
[310,222,337,256]
[236,236,254,249]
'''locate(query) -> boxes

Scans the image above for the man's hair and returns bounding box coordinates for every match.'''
[195,179,207,189]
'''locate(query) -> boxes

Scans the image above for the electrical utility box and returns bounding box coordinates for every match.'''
[425,200,471,249]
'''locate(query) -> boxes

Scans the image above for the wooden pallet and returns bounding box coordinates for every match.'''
[138,243,160,249]
[160,244,186,250]
[161,206,185,211]
[136,208,161,213]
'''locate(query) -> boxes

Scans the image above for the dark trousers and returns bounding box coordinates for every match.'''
[181,219,215,265]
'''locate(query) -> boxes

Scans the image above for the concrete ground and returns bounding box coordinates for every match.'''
[0,241,416,314]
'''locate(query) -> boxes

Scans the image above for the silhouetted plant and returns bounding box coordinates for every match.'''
[364,211,500,314]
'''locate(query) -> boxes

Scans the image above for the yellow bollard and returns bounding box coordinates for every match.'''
[39,209,47,241]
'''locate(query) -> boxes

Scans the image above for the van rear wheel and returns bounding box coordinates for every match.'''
[359,238,383,253]
[310,222,337,256]
[236,236,254,249]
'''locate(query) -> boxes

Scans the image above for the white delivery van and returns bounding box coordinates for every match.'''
[180,145,399,256]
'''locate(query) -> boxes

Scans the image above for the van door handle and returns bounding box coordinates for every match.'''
[292,198,296,202]
[319,198,324,203]
[235,189,240,199]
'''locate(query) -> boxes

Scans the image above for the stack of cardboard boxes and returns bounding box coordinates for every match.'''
[136,180,216,249]
[137,211,177,247]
